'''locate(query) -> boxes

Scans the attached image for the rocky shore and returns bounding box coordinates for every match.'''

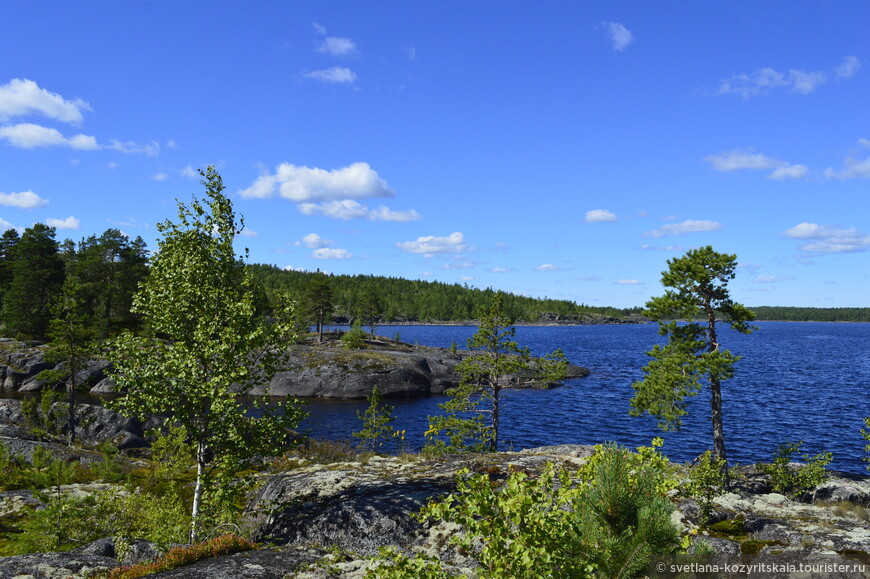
[0,336,590,400]
[1,441,869,578]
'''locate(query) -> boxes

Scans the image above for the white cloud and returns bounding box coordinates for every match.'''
[107,162,118,169]
[585,209,617,223]
[407,46,417,61]
[704,149,807,180]
[299,199,420,222]
[755,275,776,283]
[0,191,47,209]
[460,276,475,282]
[617,279,640,285]
[0,218,16,231]
[536,264,561,271]
[312,23,327,35]
[317,37,356,56]
[600,22,633,51]
[397,232,466,255]
[835,56,861,79]
[0,123,99,150]
[645,220,722,238]
[769,164,808,180]
[166,139,178,148]
[151,172,168,181]
[46,216,79,230]
[180,165,198,179]
[107,139,160,156]
[718,57,859,99]
[824,147,870,180]
[783,222,870,253]
[0,78,91,124]
[490,267,510,273]
[305,67,357,84]
[240,227,257,237]
[283,265,306,272]
[297,233,335,249]
[312,247,352,259]
[241,162,394,202]
[704,150,780,171]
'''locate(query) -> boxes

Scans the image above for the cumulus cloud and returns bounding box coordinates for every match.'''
[297,233,335,249]
[0,218,16,231]
[490,267,511,273]
[645,220,722,238]
[317,37,356,56]
[299,199,420,222]
[600,22,633,51]
[0,78,91,124]
[0,191,47,209]
[536,264,561,271]
[305,67,357,84]
[46,216,79,230]
[0,123,99,150]
[718,57,859,98]
[616,279,640,285]
[782,222,870,253]
[397,232,466,255]
[180,166,198,179]
[240,227,257,237]
[585,209,617,223]
[151,173,168,181]
[704,149,807,180]
[241,162,393,202]
[312,247,352,259]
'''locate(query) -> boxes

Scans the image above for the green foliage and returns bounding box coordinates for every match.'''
[750,306,870,323]
[367,547,458,578]
[342,319,368,349]
[6,487,190,555]
[407,445,679,578]
[106,166,307,541]
[1,223,65,340]
[630,246,755,462]
[249,263,638,324]
[353,386,396,452]
[150,424,196,484]
[577,438,679,496]
[21,389,65,440]
[426,291,568,453]
[758,441,832,497]
[305,269,334,341]
[685,450,727,524]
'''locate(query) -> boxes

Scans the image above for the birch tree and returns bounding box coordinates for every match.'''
[107,167,305,541]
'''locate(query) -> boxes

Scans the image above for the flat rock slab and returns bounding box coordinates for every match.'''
[147,545,327,578]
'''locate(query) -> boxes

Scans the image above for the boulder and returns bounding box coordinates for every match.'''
[0,551,117,579]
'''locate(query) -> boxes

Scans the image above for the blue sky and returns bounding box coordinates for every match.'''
[1,2,868,309]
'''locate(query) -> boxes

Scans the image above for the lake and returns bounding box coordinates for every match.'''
[303,322,870,473]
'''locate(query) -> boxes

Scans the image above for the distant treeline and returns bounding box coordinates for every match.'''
[248,264,642,323]
[749,306,870,323]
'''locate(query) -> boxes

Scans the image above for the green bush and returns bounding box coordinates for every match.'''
[371,445,679,578]
[685,450,727,524]
[341,320,367,349]
[5,486,190,555]
[758,441,832,497]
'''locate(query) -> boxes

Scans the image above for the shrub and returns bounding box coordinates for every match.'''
[371,445,680,578]
[685,450,727,524]
[341,319,367,349]
[758,441,832,497]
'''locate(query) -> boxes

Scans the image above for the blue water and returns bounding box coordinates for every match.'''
[302,322,870,473]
